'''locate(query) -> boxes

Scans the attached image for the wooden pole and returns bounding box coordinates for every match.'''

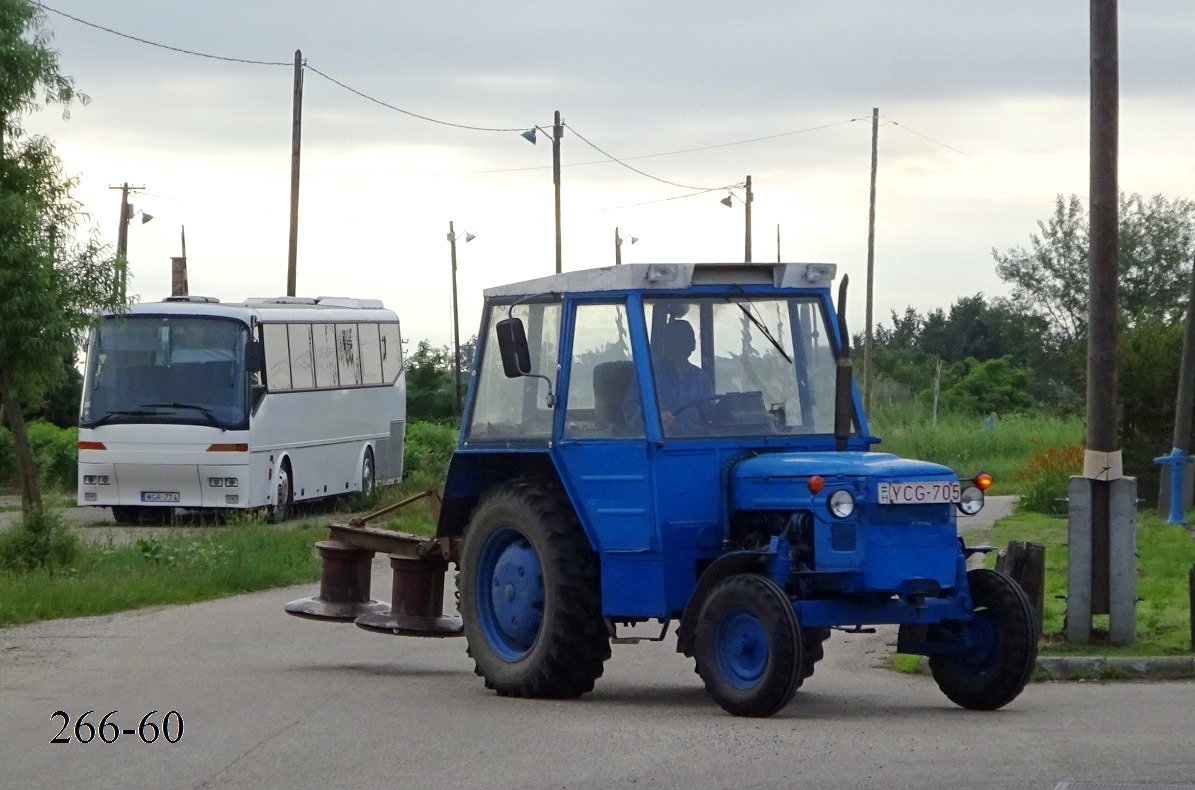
[1087,0,1119,614]
[615,227,621,266]
[287,49,303,297]
[864,107,879,416]
[744,175,753,263]
[553,110,563,274]
[449,221,461,419]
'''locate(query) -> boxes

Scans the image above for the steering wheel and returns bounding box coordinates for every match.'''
[671,395,724,423]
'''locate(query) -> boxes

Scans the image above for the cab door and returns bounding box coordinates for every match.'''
[554,299,664,616]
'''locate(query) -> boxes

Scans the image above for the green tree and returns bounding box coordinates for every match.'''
[0,0,118,513]
[406,341,454,422]
[993,192,1195,347]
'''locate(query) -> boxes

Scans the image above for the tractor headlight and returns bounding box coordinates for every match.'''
[958,485,984,515]
[828,489,855,519]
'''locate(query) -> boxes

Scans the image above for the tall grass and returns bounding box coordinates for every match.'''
[868,403,1084,494]
[986,510,1195,656]
[0,523,323,628]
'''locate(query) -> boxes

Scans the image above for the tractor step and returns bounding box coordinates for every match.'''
[608,619,671,645]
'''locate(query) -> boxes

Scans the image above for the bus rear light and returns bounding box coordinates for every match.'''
[83,475,111,486]
[206,443,248,452]
[78,441,106,450]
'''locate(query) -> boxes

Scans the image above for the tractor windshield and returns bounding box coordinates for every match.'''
[644,296,837,438]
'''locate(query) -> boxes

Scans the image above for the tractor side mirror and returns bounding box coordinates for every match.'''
[496,318,531,378]
[246,339,265,374]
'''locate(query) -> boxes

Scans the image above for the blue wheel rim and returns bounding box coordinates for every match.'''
[961,609,1001,669]
[714,607,769,689]
[475,526,544,661]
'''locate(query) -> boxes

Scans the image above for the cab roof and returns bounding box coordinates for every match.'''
[482,262,837,299]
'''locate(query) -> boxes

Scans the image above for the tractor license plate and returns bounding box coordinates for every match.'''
[141,491,180,503]
[877,481,959,505]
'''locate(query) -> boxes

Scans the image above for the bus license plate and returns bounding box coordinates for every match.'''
[877,481,960,505]
[141,491,180,503]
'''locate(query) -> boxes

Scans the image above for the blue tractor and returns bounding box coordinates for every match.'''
[289,261,1037,717]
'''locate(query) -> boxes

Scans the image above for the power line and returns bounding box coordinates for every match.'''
[566,123,731,192]
[602,186,739,211]
[414,118,868,176]
[886,119,980,160]
[33,2,292,66]
[303,64,526,133]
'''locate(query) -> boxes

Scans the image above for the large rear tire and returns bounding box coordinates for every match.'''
[458,478,610,698]
[694,573,803,717]
[929,568,1038,710]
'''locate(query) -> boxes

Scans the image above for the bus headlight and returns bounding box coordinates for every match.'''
[83,475,96,485]
[828,489,855,519]
[958,485,984,515]
[208,477,224,487]
[224,478,238,487]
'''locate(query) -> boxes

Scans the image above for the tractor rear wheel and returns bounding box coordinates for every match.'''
[458,478,610,698]
[929,568,1038,710]
[694,573,803,717]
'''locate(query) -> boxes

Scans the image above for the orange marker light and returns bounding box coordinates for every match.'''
[206,443,249,452]
[974,472,993,491]
[808,475,825,494]
[77,441,106,450]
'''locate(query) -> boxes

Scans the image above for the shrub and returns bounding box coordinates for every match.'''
[0,510,80,572]
[27,421,77,490]
[1014,443,1084,515]
[403,420,457,488]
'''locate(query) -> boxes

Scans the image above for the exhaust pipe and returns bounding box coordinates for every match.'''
[834,275,853,452]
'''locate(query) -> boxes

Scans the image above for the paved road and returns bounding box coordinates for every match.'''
[3,549,1193,790]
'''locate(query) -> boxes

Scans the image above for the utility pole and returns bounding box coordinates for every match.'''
[776,224,781,263]
[615,227,622,266]
[744,175,753,263]
[553,110,563,274]
[864,106,879,415]
[1069,0,1135,646]
[171,225,188,297]
[110,182,144,303]
[1156,258,1195,523]
[287,49,303,297]
[449,221,462,418]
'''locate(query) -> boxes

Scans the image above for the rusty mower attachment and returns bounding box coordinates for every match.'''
[284,489,463,638]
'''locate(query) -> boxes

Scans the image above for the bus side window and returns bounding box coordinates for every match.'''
[312,323,339,388]
[380,323,401,383]
[262,323,292,391]
[358,323,383,386]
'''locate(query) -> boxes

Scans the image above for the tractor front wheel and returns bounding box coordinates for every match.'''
[694,573,803,717]
[458,478,610,698]
[929,568,1038,710]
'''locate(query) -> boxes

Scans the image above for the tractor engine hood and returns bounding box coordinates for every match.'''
[732,452,959,511]
[734,452,956,482]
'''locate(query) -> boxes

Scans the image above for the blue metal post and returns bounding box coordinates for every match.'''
[1154,448,1187,526]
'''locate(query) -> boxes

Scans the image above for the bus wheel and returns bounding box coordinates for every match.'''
[361,449,376,498]
[270,462,293,523]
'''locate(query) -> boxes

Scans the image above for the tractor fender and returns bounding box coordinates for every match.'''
[675,549,772,657]
[434,450,561,539]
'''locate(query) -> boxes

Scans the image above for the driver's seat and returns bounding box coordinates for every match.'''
[592,360,637,436]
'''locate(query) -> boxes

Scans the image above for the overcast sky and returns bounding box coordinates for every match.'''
[22,1,1195,349]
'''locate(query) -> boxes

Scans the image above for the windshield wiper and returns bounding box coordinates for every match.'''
[726,292,793,364]
[142,402,224,429]
[88,409,158,428]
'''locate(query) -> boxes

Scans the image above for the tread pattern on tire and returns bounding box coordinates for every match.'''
[694,573,803,717]
[794,627,831,690]
[928,568,1038,711]
[459,477,610,699]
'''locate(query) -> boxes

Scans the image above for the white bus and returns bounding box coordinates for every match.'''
[77,295,406,524]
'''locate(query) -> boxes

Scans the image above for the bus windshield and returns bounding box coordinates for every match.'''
[80,316,250,430]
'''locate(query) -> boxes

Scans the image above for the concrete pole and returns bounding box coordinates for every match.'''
[287,49,303,297]
[864,107,879,416]
[553,110,563,274]
[449,221,461,419]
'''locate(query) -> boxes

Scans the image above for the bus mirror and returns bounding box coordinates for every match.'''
[496,318,531,378]
[246,340,265,373]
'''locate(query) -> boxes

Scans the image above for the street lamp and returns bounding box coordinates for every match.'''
[614,227,638,266]
[521,110,564,274]
[720,174,753,262]
[447,221,476,419]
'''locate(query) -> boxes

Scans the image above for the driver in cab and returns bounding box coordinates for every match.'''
[652,319,713,430]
